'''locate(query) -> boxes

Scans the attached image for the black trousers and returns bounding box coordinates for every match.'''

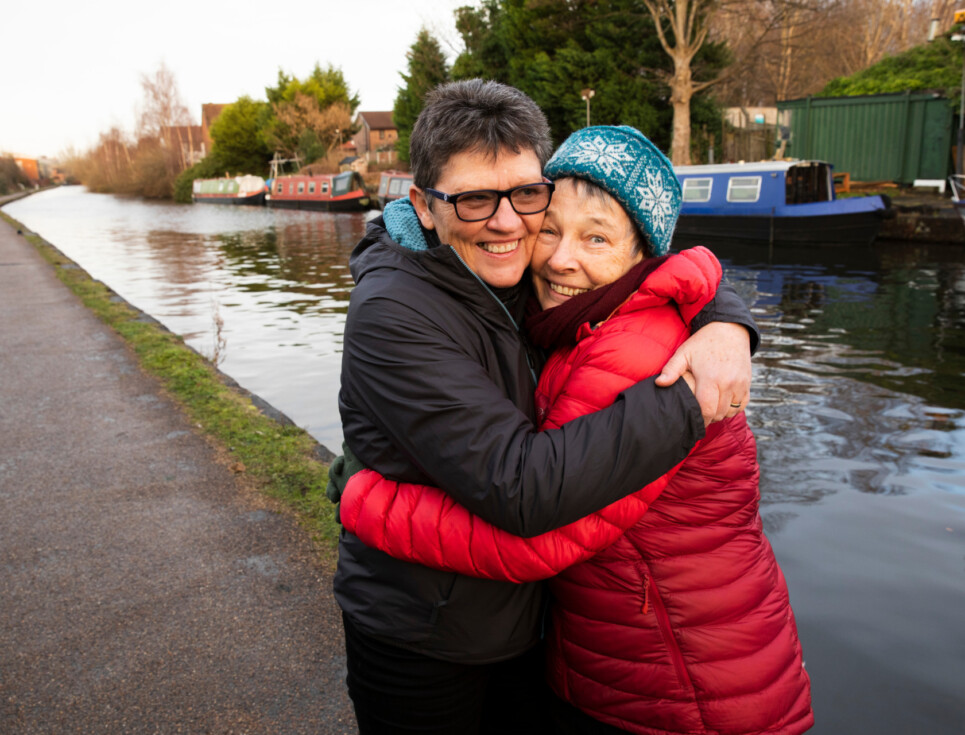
[342,612,553,735]
[547,693,629,735]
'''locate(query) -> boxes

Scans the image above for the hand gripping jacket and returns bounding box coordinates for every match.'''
[340,247,813,735]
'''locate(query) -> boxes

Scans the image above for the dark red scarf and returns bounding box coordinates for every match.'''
[525,255,670,350]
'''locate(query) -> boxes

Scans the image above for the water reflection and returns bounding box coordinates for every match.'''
[689,239,965,502]
[6,188,965,733]
[5,187,364,450]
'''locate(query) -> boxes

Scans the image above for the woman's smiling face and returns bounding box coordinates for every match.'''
[411,146,546,289]
[531,178,644,310]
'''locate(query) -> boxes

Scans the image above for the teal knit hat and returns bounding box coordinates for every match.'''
[543,125,681,256]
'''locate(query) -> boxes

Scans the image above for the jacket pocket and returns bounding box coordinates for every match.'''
[640,569,695,695]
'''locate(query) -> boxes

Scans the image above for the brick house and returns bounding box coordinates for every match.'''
[352,111,398,164]
[14,157,40,184]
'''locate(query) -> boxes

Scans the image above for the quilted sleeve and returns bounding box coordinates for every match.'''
[338,463,681,583]
[338,251,715,581]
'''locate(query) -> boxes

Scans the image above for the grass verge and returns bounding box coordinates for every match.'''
[2,211,339,553]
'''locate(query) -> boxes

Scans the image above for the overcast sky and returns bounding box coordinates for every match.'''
[3,0,472,158]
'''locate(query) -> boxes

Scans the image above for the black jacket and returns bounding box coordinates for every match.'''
[334,217,758,663]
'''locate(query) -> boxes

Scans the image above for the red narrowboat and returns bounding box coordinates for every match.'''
[266,172,372,212]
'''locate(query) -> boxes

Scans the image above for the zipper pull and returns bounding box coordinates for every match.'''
[642,576,650,614]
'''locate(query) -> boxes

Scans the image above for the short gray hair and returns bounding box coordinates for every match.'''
[409,79,553,190]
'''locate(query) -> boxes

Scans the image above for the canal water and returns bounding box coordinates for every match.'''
[5,186,965,733]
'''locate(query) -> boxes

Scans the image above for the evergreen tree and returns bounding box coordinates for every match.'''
[208,96,273,176]
[394,29,451,164]
[448,0,728,159]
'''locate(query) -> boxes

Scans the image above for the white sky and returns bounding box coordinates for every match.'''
[2,0,473,159]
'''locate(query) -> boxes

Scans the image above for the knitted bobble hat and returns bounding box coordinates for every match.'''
[543,125,681,256]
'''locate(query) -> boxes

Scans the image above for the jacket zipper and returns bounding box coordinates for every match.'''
[449,246,539,386]
[642,573,695,694]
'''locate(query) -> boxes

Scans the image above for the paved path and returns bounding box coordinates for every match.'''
[0,215,357,734]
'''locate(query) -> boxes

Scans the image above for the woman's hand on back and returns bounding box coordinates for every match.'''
[656,322,751,426]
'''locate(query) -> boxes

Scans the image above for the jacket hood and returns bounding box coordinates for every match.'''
[350,211,526,331]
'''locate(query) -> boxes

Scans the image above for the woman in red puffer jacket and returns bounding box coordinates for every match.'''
[339,127,813,735]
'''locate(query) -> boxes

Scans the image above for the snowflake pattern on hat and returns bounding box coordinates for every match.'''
[544,125,682,256]
[637,171,676,238]
[568,136,635,177]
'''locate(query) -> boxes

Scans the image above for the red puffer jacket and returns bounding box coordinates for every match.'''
[340,247,813,734]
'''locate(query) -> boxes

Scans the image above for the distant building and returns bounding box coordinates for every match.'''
[724,107,778,128]
[11,156,66,186]
[38,157,67,184]
[14,157,40,184]
[352,111,397,164]
[339,155,367,174]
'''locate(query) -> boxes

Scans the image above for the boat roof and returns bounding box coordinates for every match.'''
[273,172,359,180]
[674,160,830,175]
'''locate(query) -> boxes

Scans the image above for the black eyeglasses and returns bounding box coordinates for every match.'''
[423,182,555,222]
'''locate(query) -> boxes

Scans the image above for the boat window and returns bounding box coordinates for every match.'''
[727,176,761,202]
[298,182,305,194]
[309,182,316,194]
[681,178,712,202]
[786,163,832,204]
[288,183,294,194]
[321,182,329,194]
[388,178,408,196]
[276,182,283,194]
[334,173,352,195]
[378,176,389,196]
[218,181,225,192]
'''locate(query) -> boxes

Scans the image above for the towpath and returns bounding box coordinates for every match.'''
[0,214,357,733]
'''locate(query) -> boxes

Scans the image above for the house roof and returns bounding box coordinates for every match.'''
[356,111,395,130]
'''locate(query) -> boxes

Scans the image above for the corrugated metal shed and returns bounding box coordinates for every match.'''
[777,92,953,184]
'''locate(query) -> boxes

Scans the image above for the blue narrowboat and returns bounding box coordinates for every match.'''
[673,161,891,246]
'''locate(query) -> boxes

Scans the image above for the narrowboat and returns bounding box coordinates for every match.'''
[192,175,267,205]
[377,170,413,209]
[266,171,372,212]
[673,161,891,246]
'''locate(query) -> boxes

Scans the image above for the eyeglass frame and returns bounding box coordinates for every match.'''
[422,181,556,222]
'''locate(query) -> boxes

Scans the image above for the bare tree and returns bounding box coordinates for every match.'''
[829,0,933,75]
[715,0,939,110]
[136,62,193,174]
[642,0,724,164]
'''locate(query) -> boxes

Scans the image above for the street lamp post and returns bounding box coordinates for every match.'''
[581,88,595,128]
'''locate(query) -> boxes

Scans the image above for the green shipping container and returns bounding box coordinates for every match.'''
[777,92,953,184]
